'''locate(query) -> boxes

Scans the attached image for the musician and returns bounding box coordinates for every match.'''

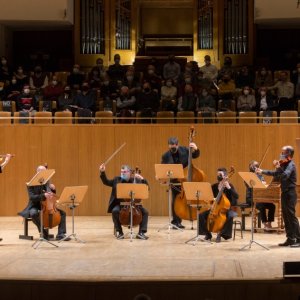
[18,165,71,241]
[161,137,200,229]
[0,154,12,173]
[99,164,149,240]
[246,160,275,231]
[198,167,239,242]
[256,146,300,247]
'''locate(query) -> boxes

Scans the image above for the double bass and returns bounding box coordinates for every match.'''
[119,167,143,226]
[207,167,235,232]
[174,127,206,221]
[42,163,61,229]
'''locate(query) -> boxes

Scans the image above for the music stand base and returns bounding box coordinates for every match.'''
[239,239,269,251]
[185,234,212,246]
[32,237,58,249]
[59,232,85,243]
[158,222,184,234]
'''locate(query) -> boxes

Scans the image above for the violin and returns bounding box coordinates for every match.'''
[119,166,143,226]
[274,157,291,167]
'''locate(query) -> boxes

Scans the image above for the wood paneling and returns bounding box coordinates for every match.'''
[0,124,299,216]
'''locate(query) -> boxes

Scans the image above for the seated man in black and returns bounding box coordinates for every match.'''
[198,167,239,243]
[18,165,70,241]
[99,163,149,240]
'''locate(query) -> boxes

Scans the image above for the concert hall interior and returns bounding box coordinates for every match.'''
[0,1,300,300]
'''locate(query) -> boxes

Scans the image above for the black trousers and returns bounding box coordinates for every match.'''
[30,207,67,236]
[171,187,182,224]
[281,188,300,241]
[256,202,276,223]
[112,205,148,233]
[198,209,234,240]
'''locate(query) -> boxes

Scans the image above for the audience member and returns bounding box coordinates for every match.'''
[43,75,64,101]
[218,56,235,81]
[163,55,181,81]
[0,56,12,82]
[235,66,254,89]
[198,88,216,112]
[57,85,75,111]
[17,84,36,113]
[236,86,256,111]
[218,73,236,99]
[88,66,102,89]
[122,69,141,96]
[67,64,85,90]
[200,55,218,82]
[74,82,97,112]
[160,79,177,111]
[254,67,273,90]
[177,84,198,112]
[291,62,300,99]
[256,86,277,111]
[107,54,125,82]
[143,65,162,94]
[29,65,48,91]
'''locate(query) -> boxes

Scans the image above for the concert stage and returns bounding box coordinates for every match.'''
[1,216,300,300]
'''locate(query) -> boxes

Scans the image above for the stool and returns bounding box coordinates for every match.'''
[233,219,243,240]
[19,217,54,240]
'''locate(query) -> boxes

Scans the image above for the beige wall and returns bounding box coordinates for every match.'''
[141,8,193,35]
[0,0,73,23]
[255,0,300,22]
[0,124,299,217]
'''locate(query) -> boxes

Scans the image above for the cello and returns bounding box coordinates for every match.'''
[174,126,206,221]
[119,167,143,226]
[41,163,61,229]
[207,167,235,233]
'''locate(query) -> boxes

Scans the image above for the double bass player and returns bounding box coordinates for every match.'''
[161,137,200,229]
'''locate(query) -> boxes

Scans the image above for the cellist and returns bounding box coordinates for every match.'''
[161,137,200,229]
[18,165,71,241]
[99,164,149,240]
[198,167,239,242]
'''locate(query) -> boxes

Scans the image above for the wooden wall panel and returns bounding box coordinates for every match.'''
[0,124,299,216]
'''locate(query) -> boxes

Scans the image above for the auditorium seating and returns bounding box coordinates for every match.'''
[95,111,114,124]
[176,111,195,124]
[279,110,299,123]
[156,111,174,123]
[54,111,73,124]
[0,111,12,124]
[238,111,257,123]
[216,111,237,123]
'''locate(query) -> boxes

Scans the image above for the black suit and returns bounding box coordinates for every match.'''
[161,146,200,224]
[18,184,67,237]
[100,172,149,233]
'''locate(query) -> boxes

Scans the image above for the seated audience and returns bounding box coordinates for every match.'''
[67,64,85,90]
[236,86,256,111]
[160,79,177,111]
[177,84,198,112]
[254,67,273,90]
[198,88,216,112]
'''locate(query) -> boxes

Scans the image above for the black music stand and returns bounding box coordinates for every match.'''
[155,164,184,234]
[57,185,88,243]
[117,183,149,242]
[238,172,269,251]
[183,182,214,245]
[27,169,58,249]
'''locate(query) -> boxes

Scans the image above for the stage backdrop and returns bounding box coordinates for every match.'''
[0,124,299,216]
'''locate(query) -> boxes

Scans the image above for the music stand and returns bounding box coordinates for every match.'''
[27,169,58,249]
[116,183,149,242]
[155,164,184,234]
[57,185,88,243]
[183,182,214,245]
[238,172,269,251]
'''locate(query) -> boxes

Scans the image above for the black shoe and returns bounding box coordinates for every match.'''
[204,234,212,241]
[136,232,149,240]
[116,232,124,240]
[278,239,296,246]
[177,223,185,229]
[216,234,221,243]
[290,243,300,248]
[0,238,2,242]
[56,234,71,241]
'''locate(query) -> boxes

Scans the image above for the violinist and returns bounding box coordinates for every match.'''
[198,168,239,242]
[99,164,149,240]
[18,165,71,241]
[161,137,200,229]
[256,146,300,247]
[0,154,12,173]
[246,160,275,231]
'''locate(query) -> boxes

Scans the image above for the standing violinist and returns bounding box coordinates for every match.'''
[99,164,149,240]
[18,165,71,241]
[161,137,200,229]
[198,167,239,242]
[256,146,300,247]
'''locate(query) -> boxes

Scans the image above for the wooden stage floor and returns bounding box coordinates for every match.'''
[0,216,299,282]
[2,216,300,300]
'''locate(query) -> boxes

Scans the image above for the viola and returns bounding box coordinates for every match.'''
[119,166,143,226]
[207,166,235,233]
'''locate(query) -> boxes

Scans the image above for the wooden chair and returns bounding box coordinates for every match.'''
[156,111,174,123]
[176,111,195,124]
[13,111,32,124]
[238,111,257,123]
[0,100,16,113]
[0,111,12,124]
[33,111,52,124]
[95,111,114,124]
[54,111,73,124]
[98,100,117,115]
[279,110,298,123]
[218,99,236,111]
[258,111,278,123]
[197,111,216,123]
[38,100,57,112]
[216,111,237,123]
